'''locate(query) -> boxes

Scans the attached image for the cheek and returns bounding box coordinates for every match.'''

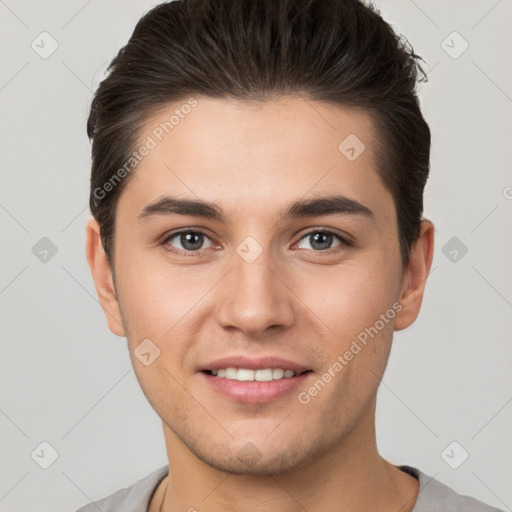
[115,254,219,375]
[292,257,400,400]
[115,251,202,332]
[297,258,401,336]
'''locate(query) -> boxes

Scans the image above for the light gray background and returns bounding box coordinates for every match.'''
[1,1,511,511]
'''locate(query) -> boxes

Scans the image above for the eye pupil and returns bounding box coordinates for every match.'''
[181,232,203,250]
[310,232,332,250]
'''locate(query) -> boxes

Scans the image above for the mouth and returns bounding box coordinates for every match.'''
[202,368,313,381]
[198,355,314,404]
[200,366,314,404]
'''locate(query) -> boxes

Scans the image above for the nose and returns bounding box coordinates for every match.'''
[215,245,295,337]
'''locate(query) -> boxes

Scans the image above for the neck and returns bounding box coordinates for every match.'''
[154,404,419,512]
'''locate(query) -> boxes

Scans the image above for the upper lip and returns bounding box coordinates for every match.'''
[199,355,311,374]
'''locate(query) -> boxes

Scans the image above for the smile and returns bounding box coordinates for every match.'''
[204,367,309,381]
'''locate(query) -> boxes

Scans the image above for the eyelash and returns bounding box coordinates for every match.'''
[161,227,352,257]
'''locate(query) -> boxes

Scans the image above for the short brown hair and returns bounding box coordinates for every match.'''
[87,0,430,267]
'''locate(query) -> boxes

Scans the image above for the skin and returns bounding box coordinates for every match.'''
[86,95,434,512]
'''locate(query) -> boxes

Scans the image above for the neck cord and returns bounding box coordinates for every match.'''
[158,477,169,512]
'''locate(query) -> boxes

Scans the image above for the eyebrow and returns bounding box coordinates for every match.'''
[138,194,375,223]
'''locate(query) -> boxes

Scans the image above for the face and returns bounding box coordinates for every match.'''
[88,95,430,475]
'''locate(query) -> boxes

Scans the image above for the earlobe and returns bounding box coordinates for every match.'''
[85,217,126,337]
[394,219,435,331]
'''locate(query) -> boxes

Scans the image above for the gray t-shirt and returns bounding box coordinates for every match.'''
[75,464,503,512]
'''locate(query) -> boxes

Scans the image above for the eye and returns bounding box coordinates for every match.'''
[163,230,214,253]
[295,229,351,251]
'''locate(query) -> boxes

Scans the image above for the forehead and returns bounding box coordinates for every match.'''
[118,95,394,223]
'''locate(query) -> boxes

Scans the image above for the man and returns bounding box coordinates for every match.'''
[79,0,502,510]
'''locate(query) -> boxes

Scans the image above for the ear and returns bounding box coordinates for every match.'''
[394,219,435,331]
[85,217,126,337]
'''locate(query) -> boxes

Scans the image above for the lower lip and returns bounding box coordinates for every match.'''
[200,371,312,404]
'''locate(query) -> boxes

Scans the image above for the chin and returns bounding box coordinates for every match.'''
[190,440,317,476]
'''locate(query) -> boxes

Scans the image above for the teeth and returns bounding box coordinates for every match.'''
[255,369,273,381]
[209,367,297,381]
[272,368,284,379]
[237,368,255,381]
[225,367,237,379]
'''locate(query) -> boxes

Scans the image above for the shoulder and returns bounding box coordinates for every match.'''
[74,465,169,512]
[403,466,505,512]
